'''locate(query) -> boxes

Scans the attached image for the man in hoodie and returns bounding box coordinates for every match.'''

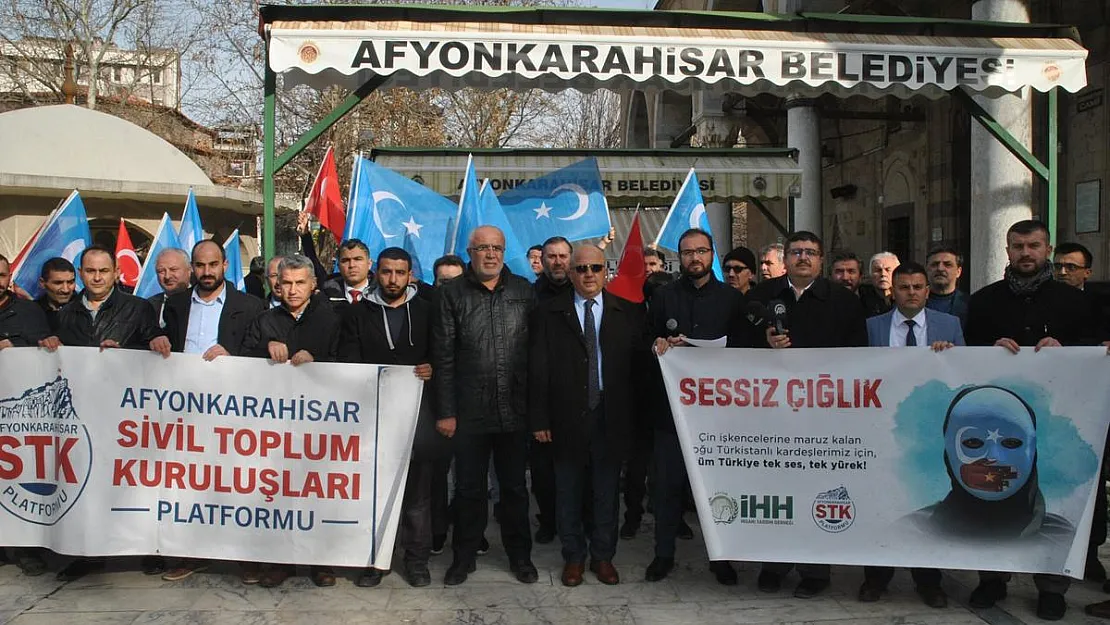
[340,247,440,587]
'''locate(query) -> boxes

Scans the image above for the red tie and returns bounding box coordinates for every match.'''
[349,289,361,303]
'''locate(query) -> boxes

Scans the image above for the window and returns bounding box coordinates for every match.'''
[152,68,162,84]
[112,65,122,82]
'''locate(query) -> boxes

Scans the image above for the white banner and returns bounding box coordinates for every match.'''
[659,347,1110,578]
[0,347,422,569]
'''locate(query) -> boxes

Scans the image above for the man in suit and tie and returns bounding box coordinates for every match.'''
[529,245,643,587]
[861,261,963,608]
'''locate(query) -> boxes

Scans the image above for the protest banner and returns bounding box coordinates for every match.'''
[0,347,422,569]
[658,347,1110,578]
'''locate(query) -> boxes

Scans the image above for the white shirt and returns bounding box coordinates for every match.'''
[889,308,927,347]
[344,280,369,303]
[573,291,604,391]
[184,287,226,354]
[788,279,815,301]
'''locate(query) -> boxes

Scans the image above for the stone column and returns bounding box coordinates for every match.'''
[787,97,822,237]
[691,90,733,251]
[969,0,1032,292]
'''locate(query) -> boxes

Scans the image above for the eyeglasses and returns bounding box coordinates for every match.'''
[1054,262,1087,273]
[724,265,749,274]
[574,264,605,274]
[679,247,712,258]
[468,244,505,254]
[787,248,822,259]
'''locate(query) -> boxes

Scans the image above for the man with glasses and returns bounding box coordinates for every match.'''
[748,231,868,598]
[1054,242,1093,291]
[432,226,538,586]
[723,247,756,295]
[647,229,746,585]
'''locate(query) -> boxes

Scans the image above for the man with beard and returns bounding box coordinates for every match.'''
[149,248,192,327]
[340,247,441,588]
[239,254,341,588]
[149,239,265,582]
[648,229,745,585]
[748,231,868,598]
[830,251,863,294]
[964,219,1097,621]
[925,245,969,329]
[432,226,538,586]
[36,257,77,332]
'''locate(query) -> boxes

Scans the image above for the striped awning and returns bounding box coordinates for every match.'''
[369,148,802,206]
[261,5,1089,99]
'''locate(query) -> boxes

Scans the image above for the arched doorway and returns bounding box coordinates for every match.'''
[88,218,153,257]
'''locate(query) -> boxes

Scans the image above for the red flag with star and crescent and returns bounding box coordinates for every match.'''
[304,145,346,244]
[115,219,141,288]
[605,210,646,303]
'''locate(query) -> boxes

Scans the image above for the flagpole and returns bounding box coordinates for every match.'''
[653,168,696,248]
[449,154,474,255]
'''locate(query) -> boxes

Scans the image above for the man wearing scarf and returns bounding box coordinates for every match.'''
[965,219,1098,621]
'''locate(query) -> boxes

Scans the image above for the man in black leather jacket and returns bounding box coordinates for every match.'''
[432,225,538,587]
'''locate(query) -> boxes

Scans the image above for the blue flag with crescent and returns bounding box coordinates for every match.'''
[654,169,724,281]
[11,190,93,299]
[451,156,535,282]
[133,213,182,299]
[345,157,456,284]
[497,157,610,246]
[223,229,245,291]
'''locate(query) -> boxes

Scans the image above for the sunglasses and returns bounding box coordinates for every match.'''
[574,264,605,274]
[724,265,749,274]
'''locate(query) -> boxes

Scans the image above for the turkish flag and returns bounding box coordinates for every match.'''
[304,145,346,244]
[605,211,646,303]
[115,219,141,287]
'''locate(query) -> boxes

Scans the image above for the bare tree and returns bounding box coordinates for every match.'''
[550,89,623,149]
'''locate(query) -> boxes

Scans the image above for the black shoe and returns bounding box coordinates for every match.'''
[709,561,738,586]
[510,559,539,584]
[534,525,556,545]
[1036,591,1067,621]
[794,578,830,599]
[431,534,446,556]
[968,579,1007,609]
[645,557,674,582]
[356,567,385,588]
[477,537,490,555]
[857,581,885,602]
[56,558,103,582]
[140,556,166,576]
[757,570,781,593]
[1088,553,1108,582]
[619,519,639,540]
[677,520,694,540]
[17,553,47,577]
[404,561,431,588]
[916,584,948,609]
[444,559,476,586]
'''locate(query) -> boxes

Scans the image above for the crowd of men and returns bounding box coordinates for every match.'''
[1,216,1109,620]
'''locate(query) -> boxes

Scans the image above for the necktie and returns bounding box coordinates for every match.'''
[905,319,917,347]
[584,299,600,410]
[349,289,361,303]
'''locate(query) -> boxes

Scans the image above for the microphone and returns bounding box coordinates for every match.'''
[744,301,770,327]
[769,299,788,336]
[665,318,679,337]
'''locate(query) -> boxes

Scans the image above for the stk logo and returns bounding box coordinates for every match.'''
[0,377,92,525]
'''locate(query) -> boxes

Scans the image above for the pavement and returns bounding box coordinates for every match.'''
[3,512,1110,625]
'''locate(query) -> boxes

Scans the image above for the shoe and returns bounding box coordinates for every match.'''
[17,553,47,577]
[258,565,294,589]
[431,534,447,555]
[1037,591,1067,621]
[240,563,261,585]
[590,560,620,585]
[1087,599,1110,618]
[356,567,385,588]
[709,561,737,586]
[794,578,830,599]
[311,566,336,587]
[444,559,476,586]
[561,562,585,587]
[916,585,948,609]
[534,525,556,545]
[757,570,781,593]
[477,537,490,555]
[619,519,639,540]
[968,579,1007,609]
[645,557,674,582]
[162,563,208,582]
[510,559,539,584]
[56,558,102,582]
[1088,553,1108,582]
[404,561,431,588]
[139,555,165,576]
[677,519,694,540]
[857,581,885,602]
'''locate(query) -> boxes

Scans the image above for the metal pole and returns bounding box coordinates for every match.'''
[263,61,276,262]
[1047,88,1059,246]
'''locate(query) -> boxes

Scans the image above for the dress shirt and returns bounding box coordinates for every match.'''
[889,308,927,347]
[184,287,226,354]
[573,291,603,391]
[344,281,370,303]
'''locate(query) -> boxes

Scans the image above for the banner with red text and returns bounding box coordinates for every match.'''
[0,347,422,569]
[659,347,1110,579]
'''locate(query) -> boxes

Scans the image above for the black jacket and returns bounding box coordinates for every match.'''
[0,294,50,346]
[55,288,157,349]
[529,290,644,461]
[244,274,266,300]
[926,289,970,330]
[966,279,1098,347]
[322,277,369,314]
[34,296,64,333]
[857,283,892,318]
[432,265,535,433]
[161,282,265,355]
[534,273,573,301]
[339,285,447,460]
[746,277,868,348]
[242,293,340,361]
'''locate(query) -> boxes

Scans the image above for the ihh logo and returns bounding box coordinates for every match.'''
[0,377,92,525]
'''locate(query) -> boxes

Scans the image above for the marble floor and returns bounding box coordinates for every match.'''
[2,513,1110,625]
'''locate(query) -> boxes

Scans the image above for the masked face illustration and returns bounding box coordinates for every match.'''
[944,387,1036,501]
